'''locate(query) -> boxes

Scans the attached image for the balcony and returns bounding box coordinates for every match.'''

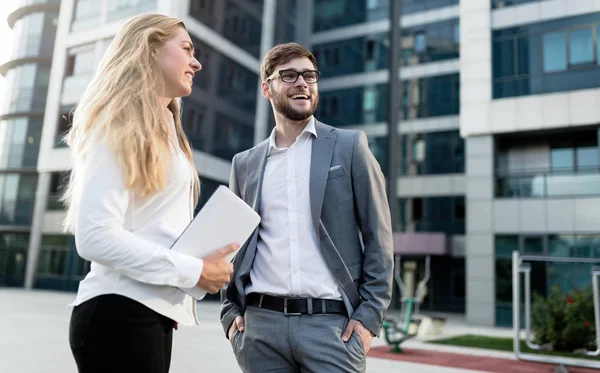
[8,0,60,27]
[496,168,600,198]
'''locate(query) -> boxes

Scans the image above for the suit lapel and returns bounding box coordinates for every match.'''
[237,140,269,281]
[310,121,337,234]
[246,140,269,212]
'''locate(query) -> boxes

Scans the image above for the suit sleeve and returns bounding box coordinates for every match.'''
[349,131,394,337]
[220,154,244,338]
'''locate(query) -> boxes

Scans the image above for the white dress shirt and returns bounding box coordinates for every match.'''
[245,117,341,300]
[68,111,205,326]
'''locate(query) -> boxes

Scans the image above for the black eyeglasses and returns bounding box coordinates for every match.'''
[267,69,320,84]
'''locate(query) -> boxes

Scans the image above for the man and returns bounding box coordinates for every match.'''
[220,42,394,373]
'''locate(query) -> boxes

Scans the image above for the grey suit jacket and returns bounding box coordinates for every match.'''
[220,120,394,337]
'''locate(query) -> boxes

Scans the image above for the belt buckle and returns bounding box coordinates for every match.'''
[283,298,302,316]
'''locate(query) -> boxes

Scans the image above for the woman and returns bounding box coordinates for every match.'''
[63,14,237,373]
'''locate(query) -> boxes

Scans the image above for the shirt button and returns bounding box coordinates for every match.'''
[291,237,297,243]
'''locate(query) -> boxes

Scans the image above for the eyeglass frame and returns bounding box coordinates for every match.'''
[265,69,320,84]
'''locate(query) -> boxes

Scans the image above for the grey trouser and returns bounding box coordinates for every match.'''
[230,305,366,373]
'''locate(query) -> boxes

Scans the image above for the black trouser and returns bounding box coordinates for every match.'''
[69,294,174,373]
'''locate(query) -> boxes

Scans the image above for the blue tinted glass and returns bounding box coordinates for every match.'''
[577,147,599,170]
[313,34,389,78]
[569,27,594,65]
[402,19,459,66]
[415,32,426,53]
[543,31,567,72]
[493,39,515,78]
[551,148,574,172]
[403,0,458,15]
[313,0,389,32]
[491,0,540,9]
[190,0,263,58]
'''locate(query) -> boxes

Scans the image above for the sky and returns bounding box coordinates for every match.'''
[0,3,16,108]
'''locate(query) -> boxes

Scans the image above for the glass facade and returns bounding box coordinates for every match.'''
[402,19,459,66]
[10,11,57,60]
[312,19,458,79]
[399,130,464,176]
[493,12,600,98]
[34,235,87,292]
[2,64,50,115]
[398,196,465,235]
[181,36,257,161]
[47,172,69,210]
[318,74,459,127]
[189,0,263,58]
[495,128,600,198]
[273,0,298,45]
[313,0,389,32]
[491,0,540,9]
[0,233,29,288]
[313,0,458,32]
[0,173,37,226]
[72,0,156,30]
[494,234,599,327]
[313,33,389,78]
[402,0,458,15]
[0,117,43,169]
[402,73,460,120]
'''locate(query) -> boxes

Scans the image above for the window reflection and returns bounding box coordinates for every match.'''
[3,64,50,115]
[0,174,37,226]
[569,27,594,65]
[494,13,600,98]
[189,0,263,58]
[0,233,29,287]
[543,32,567,72]
[0,118,43,168]
[398,196,465,235]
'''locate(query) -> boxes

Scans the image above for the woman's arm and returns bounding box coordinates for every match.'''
[75,143,203,289]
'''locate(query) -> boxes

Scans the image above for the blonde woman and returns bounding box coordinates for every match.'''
[63,14,237,373]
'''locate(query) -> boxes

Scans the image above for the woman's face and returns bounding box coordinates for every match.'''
[154,26,201,99]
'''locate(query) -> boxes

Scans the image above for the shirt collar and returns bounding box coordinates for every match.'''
[268,117,317,154]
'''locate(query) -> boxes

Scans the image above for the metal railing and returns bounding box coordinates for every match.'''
[512,251,600,371]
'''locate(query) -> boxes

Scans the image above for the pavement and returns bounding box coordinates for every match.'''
[1,289,597,373]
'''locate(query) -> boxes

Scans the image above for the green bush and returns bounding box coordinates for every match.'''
[531,285,597,353]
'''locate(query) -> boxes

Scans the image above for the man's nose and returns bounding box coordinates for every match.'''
[294,75,308,87]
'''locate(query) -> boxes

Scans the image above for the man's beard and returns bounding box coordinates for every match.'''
[272,90,319,121]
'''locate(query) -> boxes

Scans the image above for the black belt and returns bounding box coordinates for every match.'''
[247,293,347,316]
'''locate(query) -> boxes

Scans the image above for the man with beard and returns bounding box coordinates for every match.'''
[220,42,393,373]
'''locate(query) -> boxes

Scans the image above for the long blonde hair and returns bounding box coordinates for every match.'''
[62,13,200,233]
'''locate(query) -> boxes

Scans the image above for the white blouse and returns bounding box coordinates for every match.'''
[68,115,205,326]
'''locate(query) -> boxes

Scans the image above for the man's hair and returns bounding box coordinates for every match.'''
[261,42,318,82]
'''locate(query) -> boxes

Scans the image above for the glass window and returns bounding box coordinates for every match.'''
[548,235,576,257]
[576,146,599,171]
[569,27,594,66]
[551,148,574,172]
[0,232,29,287]
[415,32,426,53]
[543,31,567,72]
[495,235,518,257]
[597,25,600,64]
[523,236,544,255]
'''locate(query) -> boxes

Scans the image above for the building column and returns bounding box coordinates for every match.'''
[465,135,495,326]
[253,0,276,145]
[460,0,495,326]
[24,172,51,289]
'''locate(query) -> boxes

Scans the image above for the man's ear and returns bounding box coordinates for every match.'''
[261,81,271,99]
